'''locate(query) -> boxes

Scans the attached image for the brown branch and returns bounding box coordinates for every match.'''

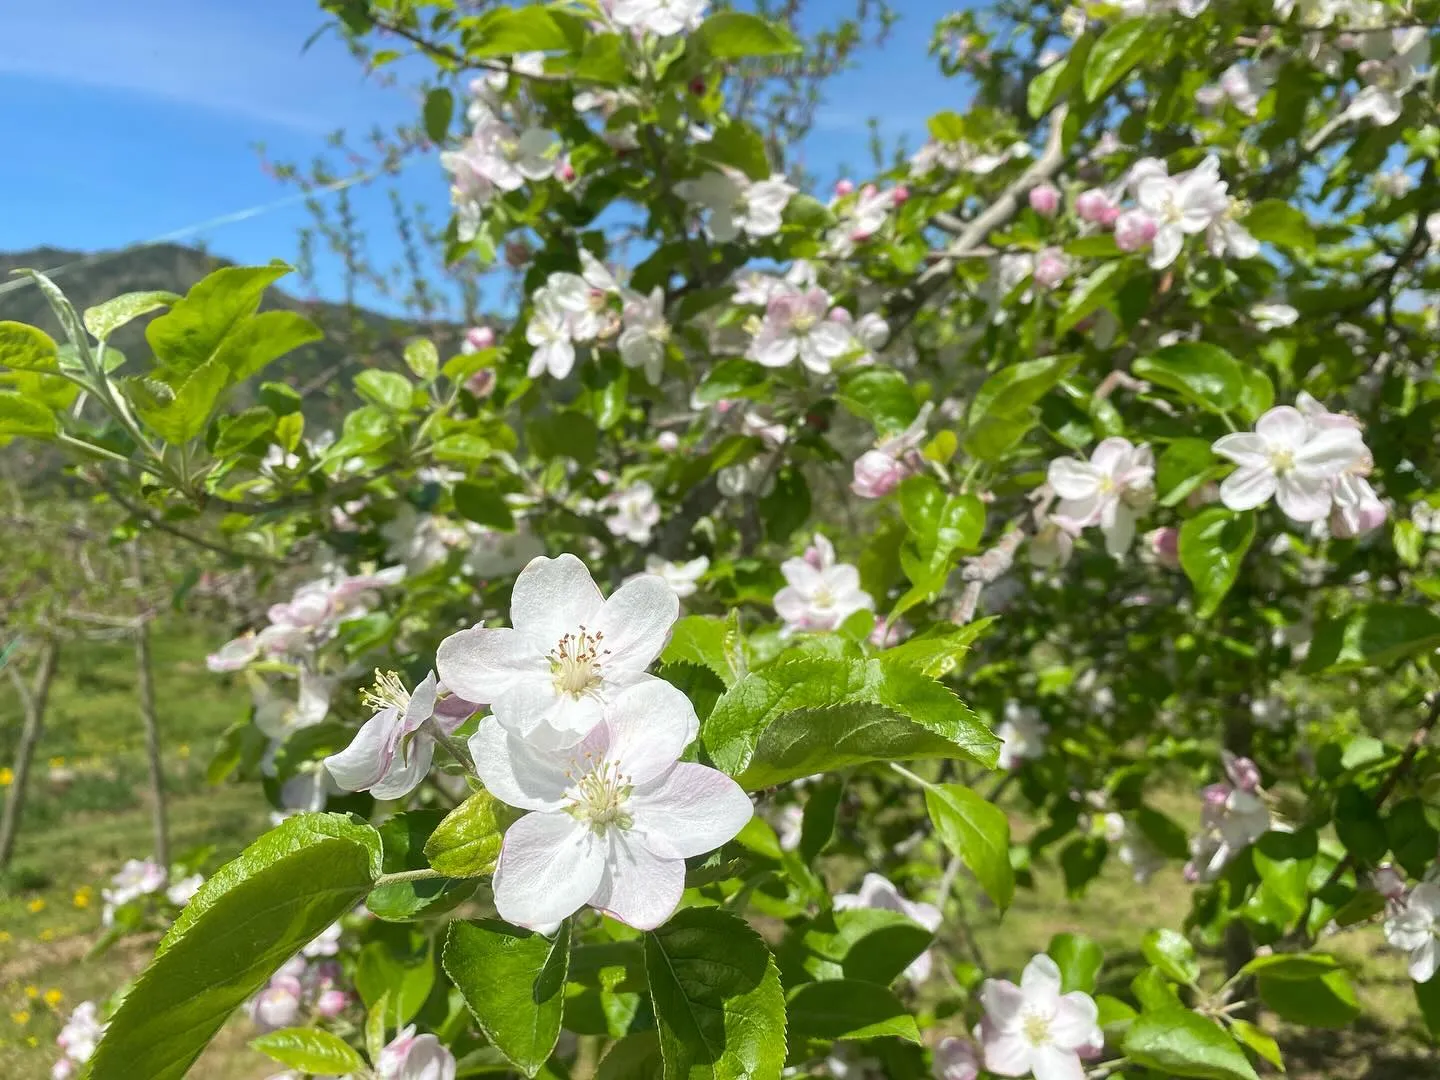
[91,473,286,566]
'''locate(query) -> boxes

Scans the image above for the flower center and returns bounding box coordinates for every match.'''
[1269,446,1296,474]
[812,583,835,609]
[550,627,607,698]
[360,670,410,713]
[566,754,633,834]
[792,311,819,334]
[1022,1011,1052,1047]
[1097,474,1118,495]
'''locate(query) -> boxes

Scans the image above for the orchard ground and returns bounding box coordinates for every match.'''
[0,624,1428,1079]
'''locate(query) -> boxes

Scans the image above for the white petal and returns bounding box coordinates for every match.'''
[510,554,606,645]
[1219,465,1277,511]
[435,626,545,706]
[597,679,698,783]
[979,978,1026,1029]
[1102,505,1137,556]
[399,671,440,736]
[1050,992,1100,1049]
[1047,458,1100,500]
[1020,954,1064,1011]
[489,678,602,748]
[1276,472,1335,523]
[1030,1045,1085,1080]
[1255,405,1309,450]
[1211,432,1269,467]
[1148,225,1183,269]
[587,830,685,931]
[592,573,679,673]
[370,736,434,801]
[468,716,571,811]
[1411,939,1438,983]
[981,1027,1032,1076]
[629,763,753,859]
[493,813,606,929]
[1294,426,1365,477]
[1089,437,1134,475]
[323,712,398,792]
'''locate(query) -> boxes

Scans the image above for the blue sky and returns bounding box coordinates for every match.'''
[0,0,965,308]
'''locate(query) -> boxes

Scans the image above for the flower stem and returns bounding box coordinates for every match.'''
[425,718,477,776]
[374,867,446,887]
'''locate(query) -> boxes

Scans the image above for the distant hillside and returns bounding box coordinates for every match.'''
[0,243,464,409]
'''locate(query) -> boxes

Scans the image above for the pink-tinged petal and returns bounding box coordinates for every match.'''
[1030,1044,1085,1080]
[900,897,943,933]
[779,558,823,593]
[509,553,605,645]
[323,711,399,792]
[1047,458,1099,500]
[1211,432,1268,467]
[629,763,753,859]
[1294,426,1365,477]
[1050,992,1101,1050]
[399,671,440,736]
[1219,465,1277,512]
[468,716,573,811]
[493,813,606,929]
[904,948,934,982]
[1089,436,1134,476]
[1255,405,1309,450]
[979,978,1026,1030]
[370,735,434,801]
[588,830,685,930]
[1021,954,1064,1012]
[774,587,811,624]
[1276,472,1334,523]
[825,564,862,597]
[593,574,680,673]
[436,626,545,706]
[979,1023,1032,1077]
[598,679,698,783]
[1054,492,1104,528]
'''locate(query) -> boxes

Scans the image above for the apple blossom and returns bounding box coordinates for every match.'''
[639,554,709,598]
[324,671,463,800]
[1103,813,1164,884]
[774,534,874,633]
[676,169,796,242]
[1047,437,1155,556]
[1186,759,1272,882]
[827,184,898,255]
[1029,514,1078,569]
[55,1001,104,1065]
[851,449,910,498]
[166,873,204,907]
[379,1025,457,1080]
[315,989,349,1019]
[1251,302,1298,330]
[618,287,669,383]
[1212,404,1366,522]
[302,921,344,959]
[996,702,1048,770]
[978,953,1103,1080]
[100,858,166,925]
[1073,188,1114,223]
[437,553,678,748]
[462,325,495,353]
[1028,182,1060,217]
[748,286,854,374]
[470,678,751,930]
[604,481,661,543]
[1384,880,1440,982]
[248,973,303,1032]
[611,0,708,37]
[1135,157,1229,268]
[1342,27,1429,126]
[1373,865,1409,901]
[835,873,943,981]
[526,296,578,379]
[1145,526,1181,569]
[932,1037,980,1080]
[1112,208,1157,252]
[1032,247,1070,289]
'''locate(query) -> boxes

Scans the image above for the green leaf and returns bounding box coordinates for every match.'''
[703,656,998,790]
[923,783,1014,910]
[1179,507,1255,618]
[423,790,509,878]
[214,406,276,457]
[368,811,474,922]
[1257,969,1360,1028]
[445,919,570,1078]
[695,359,769,404]
[215,310,323,383]
[644,906,787,1080]
[0,321,60,371]
[1048,933,1104,994]
[1236,367,1275,424]
[1029,35,1091,117]
[356,935,433,1026]
[799,779,843,863]
[662,615,744,688]
[1142,929,1200,985]
[1157,438,1217,507]
[969,355,1077,423]
[468,7,572,56]
[455,482,516,531]
[527,410,599,463]
[0,392,58,438]
[1083,18,1150,102]
[1239,952,1340,980]
[1301,603,1440,672]
[1058,263,1125,334]
[786,980,919,1044]
[1122,1008,1259,1080]
[146,264,290,376]
[127,359,230,443]
[87,813,381,1080]
[423,87,453,143]
[700,121,771,181]
[250,1028,366,1074]
[598,1033,665,1080]
[355,368,414,411]
[1244,199,1316,252]
[962,415,1034,462]
[879,619,996,680]
[781,908,932,986]
[82,291,180,341]
[695,12,802,59]
[1416,976,1440,1039]
[838,368,918,437]
[1228,1019,1283,1070]
[1133,343,1244,414]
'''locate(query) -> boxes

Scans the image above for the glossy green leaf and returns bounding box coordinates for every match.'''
[838,368,918,437]
[662,614,744,688]
[786,980,919,1044]
[368,810,474,921]
[1238,952,1340,980]
[0,392,58,438]
[1142,929,1200,985]
[695,12,802,59]
[1244,199,1316,252]
[923,783,1014,910]
[355,369,414,412]
[146,263,290,376]
[1133,343,1244,414]
[423,789,509,878]
[455,482,516,531]
[969,356,1077,423]
[1257,969,1360,1028]
[1301,603,1440,672]
[1083,18,1149,102]
[1179,507,1255,618]
[250,1027,366,1074]
[1048,933,1104,994]
[0,321,60,371]
[423,87,453,143]
[468,7,572,56]
[1121,1008,1259,1080]
[780,908,932,986]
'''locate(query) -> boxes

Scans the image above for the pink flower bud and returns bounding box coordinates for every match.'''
[1183,861,1200,883]
[1147,526,1181,569]
[465,368,496,398]
[1202,783,1230,809]
[1226,756,1261,793]
[464,325,495,352]
[933,1037,979,1080]
[1075,188,1113,223]
[1372,865,1407,900]
[714,398,737,414]
[556,158,576,183]
[828,306,853,324]
[834,178,855,197]
[1028,182,1061,217]
[851,449,908,499]
[656,431,680,452]
[1032,246,1070,289]
[315,989,349,1019]
[1330,495,1387,539]
[892,184,910,203]
[869,617,909,648]
[51,1060,77,1080]
[1114,209,1158,252]
[1100,205,1122,228]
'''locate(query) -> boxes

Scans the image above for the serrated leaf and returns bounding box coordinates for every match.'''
[1122,1008,1259,1080]
[355,368,414,411]
[645,907,786,1080]
[83,291,180,340]
[1301,603,1440,672]
[1257,969,1359,1029]
[1058,263,1125,334]
[424,789,509,877]
[838,367,918,437]
[1134,343,1244,414]
[368,811,475,922]
[780,908,932,986]
[1048,933,1103,994]
[215,310,323,383]
[1142,928,1200,985]
[879,618,996,679]
[87,813,381,1080]
[250,1027,366,1074]
[128,358,230,443]
[923,783,1014,910]
[663,615,743,688]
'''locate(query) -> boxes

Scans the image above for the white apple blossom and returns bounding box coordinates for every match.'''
[470,678,751,930]
[99,857,166,926]
[55,1001,105,1065]
[978,953,1103,1080]
[166,872,204,907]
[748,288,854,374]
[933,1037,980,1080]
[618,287,669,383]
[324,671,464,800]
[996,702,1049,770]
[378,1025,457,1080]
[774,534,874,634]
[826,184,898,256]
[610,0,708,36]
[1186,755,1271,882]
[1103,813,1164,885]
[437,553,679,748]
[835,873,943,981]
[1385,881,1440,982]
[604,481,661,543]
[1047,437,1155,556]
[638,555,710,598]
[1135,156,1228,269]
[1212,404,1366,522]
[248,972,304,1032]
[1343,27,1430,126]
[676,169,796,242]
[526,295,578,379]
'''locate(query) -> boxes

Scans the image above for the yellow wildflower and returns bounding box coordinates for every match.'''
[9,1010,29,1026]
[37,929,54,943]
[26,898,45,914]
[0,768,12,786]
[73,886,93,909]
[23,986,37,1000]
[178,744,191,759]
[43,990,62,1008]
[0,930,11,943]
[47,756,65,768]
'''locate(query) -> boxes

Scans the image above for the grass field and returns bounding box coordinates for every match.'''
[0,624,1430,1078]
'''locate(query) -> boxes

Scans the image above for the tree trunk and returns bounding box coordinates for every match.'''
[131,543,169,869]
[0,639,59,871]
